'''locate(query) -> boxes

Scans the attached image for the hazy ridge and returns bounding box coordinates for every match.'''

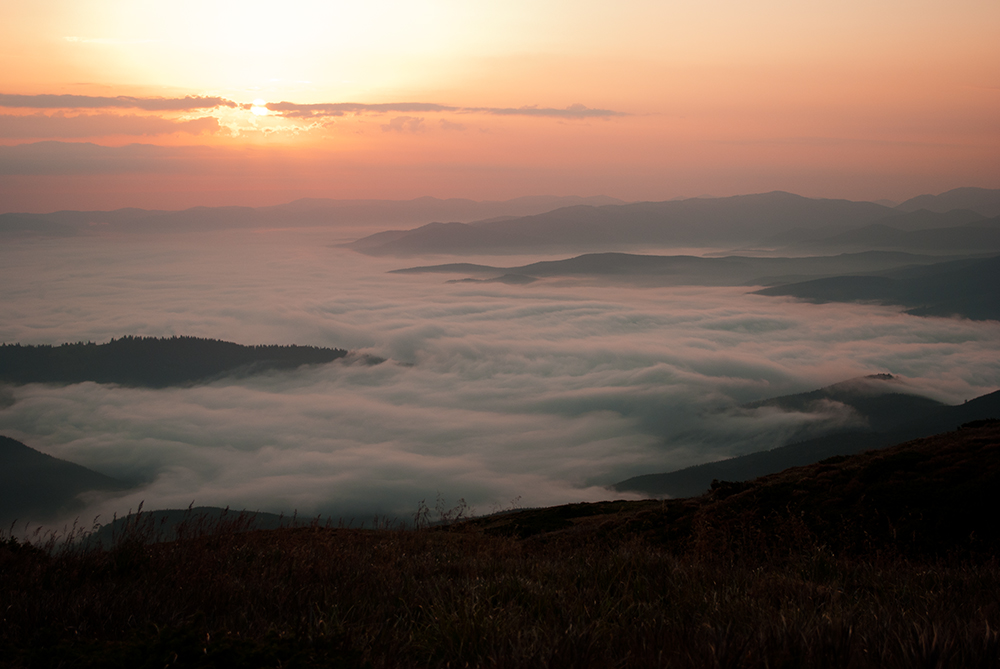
[352,188,1000,256]
[0,195,624,237]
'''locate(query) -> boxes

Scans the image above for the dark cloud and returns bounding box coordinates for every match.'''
[1,231,996,527]
[0,113,220,138]
[0,94,237,111]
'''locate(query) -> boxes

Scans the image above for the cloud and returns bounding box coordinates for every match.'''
[1,232,997,527]
[261,101,626,120]
[465,103,626,119]
[381,116,425,133]
[0,94,237,111]
[0,113,220,138]
[262,102,456,118]
[440,119,467,132]
[1,93,626,126]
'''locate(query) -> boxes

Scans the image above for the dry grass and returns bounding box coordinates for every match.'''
[2,513,1000,668]
[3,423,998,667]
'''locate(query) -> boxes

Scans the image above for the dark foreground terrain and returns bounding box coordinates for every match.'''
[2,422,999,668]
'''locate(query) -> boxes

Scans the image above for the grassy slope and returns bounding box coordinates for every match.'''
[1,422,998,668]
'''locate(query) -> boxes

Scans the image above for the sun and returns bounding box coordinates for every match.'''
[250,99,269,116]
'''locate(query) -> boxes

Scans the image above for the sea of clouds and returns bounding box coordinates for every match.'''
[2,228,999,525]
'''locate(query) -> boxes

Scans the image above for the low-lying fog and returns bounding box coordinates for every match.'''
[2,229,999,525]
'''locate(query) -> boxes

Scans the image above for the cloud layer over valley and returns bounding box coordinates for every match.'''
[2,229,999,527]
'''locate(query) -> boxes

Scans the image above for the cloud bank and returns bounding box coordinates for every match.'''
[0,94,237,111]
[1,230,997,527]
[260,101,625,120]
[3,93,624,120]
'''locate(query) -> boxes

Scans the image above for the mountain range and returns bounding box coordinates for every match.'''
[896,186,1000,217]
[7,188,999,260]
[351,187,1000,256]
[784,211,1000,253]
[351,191,896,255]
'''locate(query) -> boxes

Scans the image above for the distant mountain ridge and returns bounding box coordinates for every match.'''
[349,188,1000,256]
[896,187,1000,217]
[0,195,624,237]
[352,191,896,255]
[786,210,1000,253]
[754,254,1000,321]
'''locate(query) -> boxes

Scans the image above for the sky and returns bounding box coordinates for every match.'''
[1,0,998,212]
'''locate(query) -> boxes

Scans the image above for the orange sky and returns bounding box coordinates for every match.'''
[1,0,998,212]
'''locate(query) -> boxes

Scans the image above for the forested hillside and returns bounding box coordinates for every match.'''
[0,336,354,387]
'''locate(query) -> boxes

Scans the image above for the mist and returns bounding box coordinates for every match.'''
[2,228,999,526]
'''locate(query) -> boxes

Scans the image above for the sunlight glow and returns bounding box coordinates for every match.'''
[250,99,269,116]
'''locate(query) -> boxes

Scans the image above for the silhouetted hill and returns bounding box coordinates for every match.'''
[897,187,1000,217]
[0,336,356,388]
[0,435,130,526]
[479,421,1000,558]
[686,420,1000,557]
[392,250,969,287]
[352,192,894,255]
[755,254,1000,321]
[613,379,1000,498]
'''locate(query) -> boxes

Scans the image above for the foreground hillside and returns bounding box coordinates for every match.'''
[2,422,998,668]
